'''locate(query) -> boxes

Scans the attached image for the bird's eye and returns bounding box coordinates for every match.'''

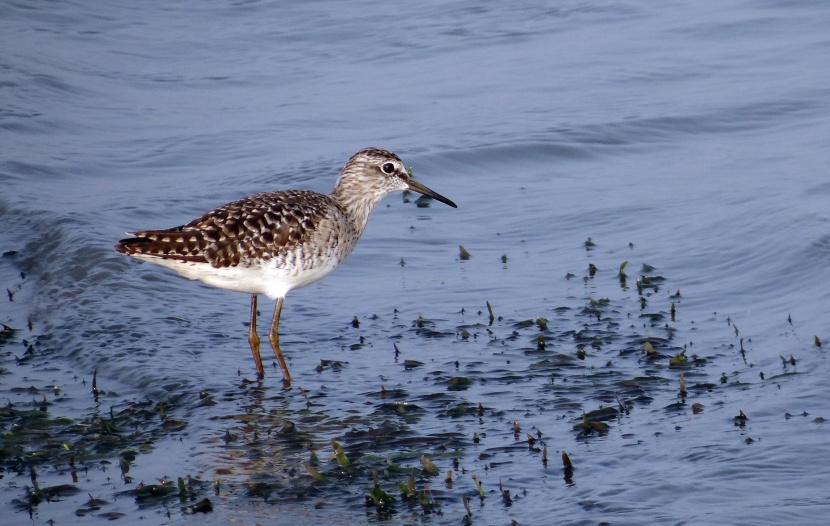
[381,162,396,174]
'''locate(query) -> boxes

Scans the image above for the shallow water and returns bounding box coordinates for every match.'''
[3,1,830,524]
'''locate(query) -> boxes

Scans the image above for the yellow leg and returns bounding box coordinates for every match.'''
[247,294,265,377]
[268,297,291,384]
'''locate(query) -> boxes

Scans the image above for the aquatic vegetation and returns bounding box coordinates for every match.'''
[420,454,439,476]
[366,470,394,514]
[1,245,820,524]
[459,245,472,260]
[331,440,350,467]
[486,301,495,324]
[573,412,610,435]
[734,410,749,426]
[670,350,688,366]
[0,323,15,345]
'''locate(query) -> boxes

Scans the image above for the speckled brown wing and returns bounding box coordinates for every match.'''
[115,190,334,268]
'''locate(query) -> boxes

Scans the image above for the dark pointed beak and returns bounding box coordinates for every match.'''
[406,179,457,208]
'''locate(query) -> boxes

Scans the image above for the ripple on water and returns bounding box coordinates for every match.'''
[4,0,830,522]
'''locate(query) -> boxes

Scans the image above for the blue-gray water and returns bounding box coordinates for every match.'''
[3,1,830,524]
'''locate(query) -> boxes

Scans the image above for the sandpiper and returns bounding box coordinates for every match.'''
[115,148,456,383]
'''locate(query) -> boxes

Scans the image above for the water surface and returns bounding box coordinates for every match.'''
[3,1,830,524]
